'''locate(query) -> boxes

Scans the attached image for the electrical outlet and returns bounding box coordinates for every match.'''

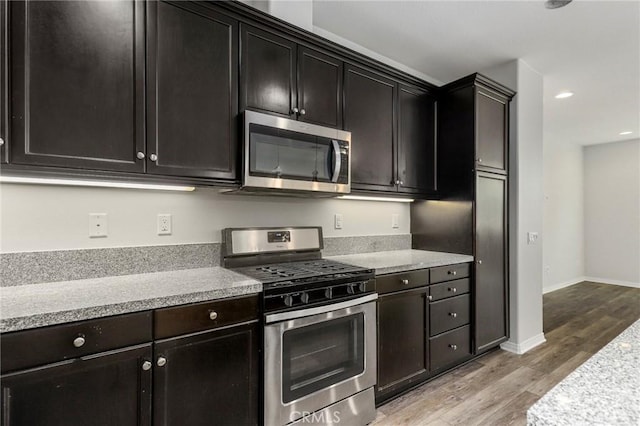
[89,213,108,238]
[391,214,399,229]
[157,214,172,235]
[527,232,539,245]
[334,214,343,230]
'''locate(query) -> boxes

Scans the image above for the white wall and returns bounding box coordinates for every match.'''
[584,139,640,286]
[0,184,410,253]
[542,143,584,291]
[482,59,545,354]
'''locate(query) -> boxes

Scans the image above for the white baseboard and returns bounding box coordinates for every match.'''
[584,276,640,289]
[500,333,546,355]
[543,277,587,294]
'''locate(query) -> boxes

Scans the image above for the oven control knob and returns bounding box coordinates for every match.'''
[300,292,310,304]
[358,282,367,293]
[325,288,333,299]
[283,295,294,307]
[347,284,356,295]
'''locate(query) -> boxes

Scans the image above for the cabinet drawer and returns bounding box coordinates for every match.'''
[430,263,470,283]
[430,325,471,371]
[376,269,429,294]
[1,311,152,374]
[154,294,259,339]
[430,294,470,336]
[430,278,470,302]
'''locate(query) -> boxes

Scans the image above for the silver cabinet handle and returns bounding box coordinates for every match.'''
[449,344,458,350]
[401,279,409,285]
[300,109,306,115]
[399,180,404,185]
[209,310,218,321]
[136,151,145,160]
[395,179,401,185]
[157,357,167,367]
[449,270,457,276]
[427,295,433,301]
[449,312,457,318]
[0,137,4,146]
[73,335,86,348]
[477,158,483,163]
[477,260,483,265]
[142,361,152,371]
[449,287,457,293]
[292,107,299,114]
[149,153,158,162]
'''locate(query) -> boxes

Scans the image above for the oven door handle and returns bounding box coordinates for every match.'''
[330,140,341,183]
[265,293,378,324]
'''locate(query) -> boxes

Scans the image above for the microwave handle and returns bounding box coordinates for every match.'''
[331,140,341,183]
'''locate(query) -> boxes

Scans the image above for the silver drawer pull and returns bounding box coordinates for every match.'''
[448,270,457,276]
[401,279,409,285]
[157,357,167,367]
[209,310,218,321]
[142,361,152,371]
[427,295,433,301]
[448,287,457,293]
[449,344,458,350]
[73,335,85,348]
[449,312,457,318]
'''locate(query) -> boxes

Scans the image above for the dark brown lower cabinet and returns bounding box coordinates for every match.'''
[153,322,259,426]
[475,172,508,353]
[0,344,152,426]
[376,287,429,404]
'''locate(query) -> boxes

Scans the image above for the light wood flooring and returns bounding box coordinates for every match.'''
[373,281,640,426]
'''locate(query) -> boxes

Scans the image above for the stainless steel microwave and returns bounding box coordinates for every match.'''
[242,111,351,194]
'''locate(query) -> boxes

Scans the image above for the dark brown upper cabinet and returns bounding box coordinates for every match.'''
[397,84,437,195]
[146,1,238,180]
[476,88,508,173]
[240,24,297,119]
[240,24,343,128]
[9,0,145,172]
[344,64,397,192]
[1,0,7,164]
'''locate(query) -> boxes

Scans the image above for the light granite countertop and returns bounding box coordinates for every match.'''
[327,249,474,275]
[0,267,261,333]
[527,319,640,425]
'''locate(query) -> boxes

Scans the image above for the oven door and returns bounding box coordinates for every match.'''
[264,294,377,426]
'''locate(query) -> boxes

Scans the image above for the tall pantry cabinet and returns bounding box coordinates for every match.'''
[411,73,515,354]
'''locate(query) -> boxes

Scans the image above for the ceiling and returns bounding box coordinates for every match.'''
[312,0,640,147]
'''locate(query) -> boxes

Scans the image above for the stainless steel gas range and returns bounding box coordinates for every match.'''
[222,226,377,426]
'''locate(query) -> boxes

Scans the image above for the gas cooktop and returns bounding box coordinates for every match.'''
[231,259,368,285]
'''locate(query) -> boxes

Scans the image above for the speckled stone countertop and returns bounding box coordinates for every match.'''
[327,249,474,275]
[527,319,640,426]
[0,267,261,333]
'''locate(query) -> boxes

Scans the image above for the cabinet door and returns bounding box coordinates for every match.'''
[240,24,296,118]
[146,1,238,179]
[153,322,259,426]
[397,84,437,194]
[1,0,7,164]
[376,287,429,403]
[475,88,508,173]
[0,344,152,426]
[475,172,508,353]
[344,65,396,191]
[9,0,145,172]
[297,46,343,128]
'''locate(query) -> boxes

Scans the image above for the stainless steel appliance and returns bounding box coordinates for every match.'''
[222,227,377,426]
[241,111,351,194]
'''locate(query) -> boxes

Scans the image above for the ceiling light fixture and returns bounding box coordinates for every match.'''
[0,176,196,191]
[545,0,573,9]
[337,195,414,203]
[619,131,633,136]
[555,91,574,99]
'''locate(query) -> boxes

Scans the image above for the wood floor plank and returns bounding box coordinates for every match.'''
[373,282,640,425]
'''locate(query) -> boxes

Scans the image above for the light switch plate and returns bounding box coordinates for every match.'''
[89,213,108,238]
[334,214,343,230]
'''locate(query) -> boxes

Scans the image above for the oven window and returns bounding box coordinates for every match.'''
[249,124,333,181]
[282,313,365,403]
